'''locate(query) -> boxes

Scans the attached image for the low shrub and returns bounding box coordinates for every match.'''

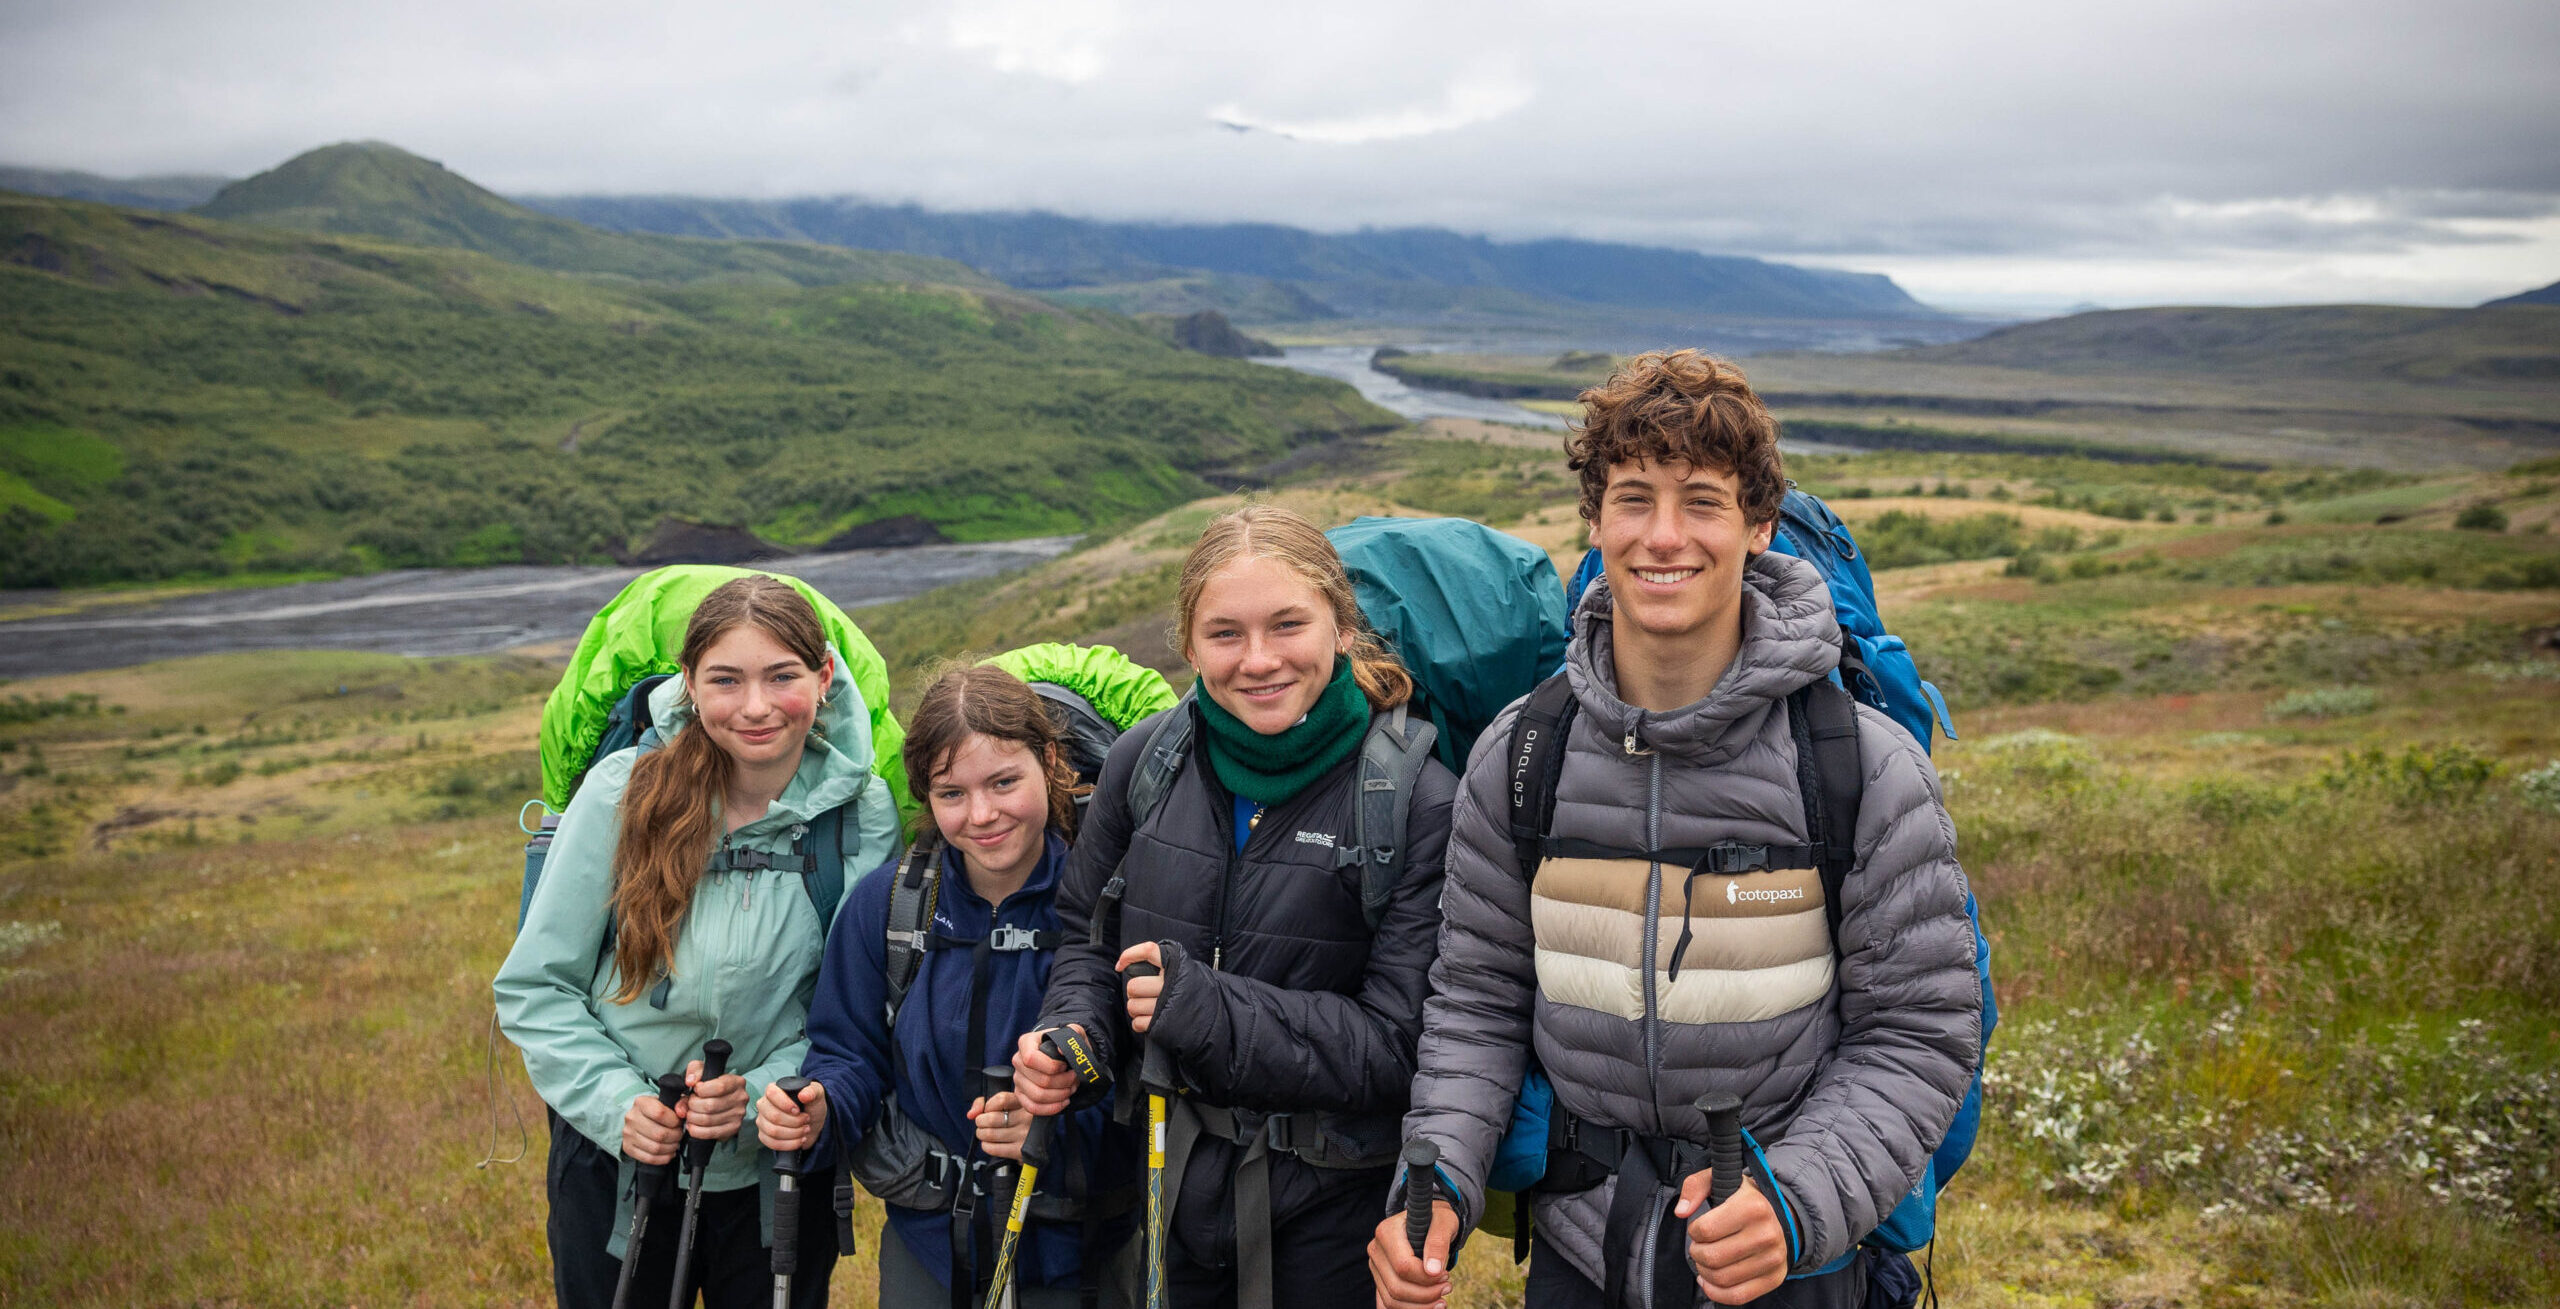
[2521,760,2560,815]
[1985,1012,2560,1228]
[2266,686,2378,719]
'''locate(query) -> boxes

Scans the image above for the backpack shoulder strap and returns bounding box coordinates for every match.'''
[1506,672,1579,878]
[1788,680,1865,944]
[881,837,943,1026]
[802,803,848,934]
[1124,693,1196,825]
[1343,702,1438,930]
[1093,697,1195,956]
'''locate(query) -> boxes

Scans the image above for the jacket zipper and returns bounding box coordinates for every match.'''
[1636,735,1665,1309]
[1211,804,1241,971]
[1640,746,1664,1122]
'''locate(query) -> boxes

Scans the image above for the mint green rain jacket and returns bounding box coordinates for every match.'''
[495,651,903,1252]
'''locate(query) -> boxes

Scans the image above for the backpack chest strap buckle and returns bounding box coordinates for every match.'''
[712,846,813,874]
[1703,843,1772,875]
[988,924,1054,952]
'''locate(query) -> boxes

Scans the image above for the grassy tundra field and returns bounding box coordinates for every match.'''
[2,436,2558,1306]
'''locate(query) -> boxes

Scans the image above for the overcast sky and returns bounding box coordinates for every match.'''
[4,0,2556,312]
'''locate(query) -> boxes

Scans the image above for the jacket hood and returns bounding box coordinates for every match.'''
[1564,551,1841,764]
[645,643,879,829]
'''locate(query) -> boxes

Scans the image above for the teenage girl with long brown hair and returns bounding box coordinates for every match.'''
[758,663,1138,1308]
[497,575,903,1309]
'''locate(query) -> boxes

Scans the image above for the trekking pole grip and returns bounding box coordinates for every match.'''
[1402,1139,1439,1257]
[1697,1092,1744,1209]
[771,1076,811,1277]
[771,1075,812,1174]
[644,1073,689,1181]
[1123,960,1174,1088]
[685,1039,733,1170]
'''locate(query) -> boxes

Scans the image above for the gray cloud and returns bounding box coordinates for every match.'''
[2,0,2556,307]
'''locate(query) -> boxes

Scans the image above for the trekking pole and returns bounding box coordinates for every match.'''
[612,1073,691,1309]
[985,1028,1104,1307]
[983,1062,1036,1308]
[1696,1091,1744,1208]
[666,1038,733,1309]
[1402,1138,1440,1258]
[1124,961,1173,1309]
[769,1075,813,1309]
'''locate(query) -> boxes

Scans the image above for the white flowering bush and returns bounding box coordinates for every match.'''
[2469,658,2560,682]
[1984,1011,2560,1228]
[2521,760,2560,814]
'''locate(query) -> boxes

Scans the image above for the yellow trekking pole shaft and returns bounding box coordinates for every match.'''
[1127,961,1174,1309]
[1144,1086,1168,1308]
[982,1063,1038,1304]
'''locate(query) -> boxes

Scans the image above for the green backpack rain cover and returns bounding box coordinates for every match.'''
[985,642,1179,731]
[537,565,911,820]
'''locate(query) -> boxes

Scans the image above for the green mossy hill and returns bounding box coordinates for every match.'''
[1900,303,2560,382]
[195,141,994,289]
[0,192,1398,587]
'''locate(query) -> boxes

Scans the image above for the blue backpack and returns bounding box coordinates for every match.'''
[1538,487,1993,1270]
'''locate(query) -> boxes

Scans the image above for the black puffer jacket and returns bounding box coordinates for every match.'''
[1039,699,1457,1263]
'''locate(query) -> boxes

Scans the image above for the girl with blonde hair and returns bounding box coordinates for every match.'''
[1014,504,1458,1307]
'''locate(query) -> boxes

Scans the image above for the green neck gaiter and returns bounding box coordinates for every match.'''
[1195,657,1369,806]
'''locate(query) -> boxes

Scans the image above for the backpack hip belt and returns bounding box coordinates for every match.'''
[1153,1097,1397,1309]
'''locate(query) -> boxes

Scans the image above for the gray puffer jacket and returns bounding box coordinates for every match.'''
[1402,553,1980,1298]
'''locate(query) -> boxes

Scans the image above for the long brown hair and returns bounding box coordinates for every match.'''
[608,575,830,1005]
[902,662,1084,842]
[1174,503,1413,711]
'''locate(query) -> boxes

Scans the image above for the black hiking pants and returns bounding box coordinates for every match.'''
[1161,1159,1385,1308]
[1524,1228,1866,1309]
[546,1110,838,1309]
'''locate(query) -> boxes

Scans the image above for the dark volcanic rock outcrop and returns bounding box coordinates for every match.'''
[622,519,791,566]
[1168,310,1280,358]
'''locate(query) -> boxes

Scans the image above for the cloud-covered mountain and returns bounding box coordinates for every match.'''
[517,193,1946,329]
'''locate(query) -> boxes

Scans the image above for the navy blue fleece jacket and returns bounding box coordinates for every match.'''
[802,832,1130,1289]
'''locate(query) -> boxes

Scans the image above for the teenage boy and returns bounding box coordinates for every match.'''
[1368,350,1981,1309]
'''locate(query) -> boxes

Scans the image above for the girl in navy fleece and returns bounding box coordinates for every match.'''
[757,664,1132,1307]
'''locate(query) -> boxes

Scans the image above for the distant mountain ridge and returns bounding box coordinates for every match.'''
[190,142,995,289]
[1894,304,2560,382]
[5,142,1949,338]
[518,192,1945,324]
[2485,279,2560,308]
[0,165,226,211]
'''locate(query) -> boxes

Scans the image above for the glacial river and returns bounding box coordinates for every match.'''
[0,537,1076,680]
[1260,346,1572,429]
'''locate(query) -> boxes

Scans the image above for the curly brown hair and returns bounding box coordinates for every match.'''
[1565,349,1786,526]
